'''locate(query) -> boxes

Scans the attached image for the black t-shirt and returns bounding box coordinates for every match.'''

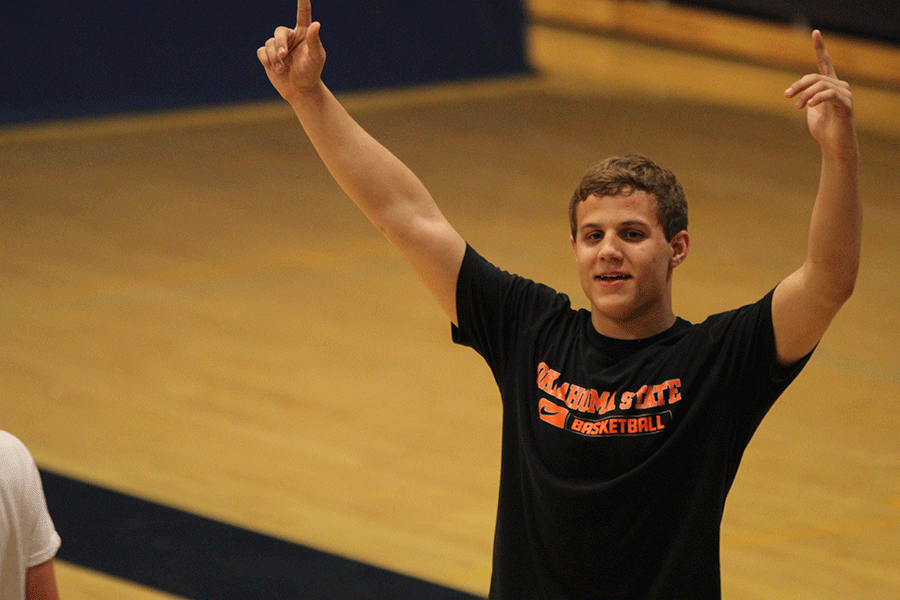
[452,245,811,600]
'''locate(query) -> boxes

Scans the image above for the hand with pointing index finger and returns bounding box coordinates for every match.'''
[784,30,856,158]
[257,0,326,103]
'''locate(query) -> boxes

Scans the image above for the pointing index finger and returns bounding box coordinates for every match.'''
[297,0,312,29]
[812,29,837,78]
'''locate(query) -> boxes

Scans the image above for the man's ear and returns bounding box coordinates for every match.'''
[571,234,578,264]
[669,230,690,268]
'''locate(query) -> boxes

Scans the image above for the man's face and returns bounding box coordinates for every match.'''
[570,190,688,339]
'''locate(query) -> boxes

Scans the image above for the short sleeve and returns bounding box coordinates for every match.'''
[452,244,568,377]
[0,432,61,568]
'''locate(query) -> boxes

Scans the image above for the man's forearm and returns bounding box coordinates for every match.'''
[805,146,861,306]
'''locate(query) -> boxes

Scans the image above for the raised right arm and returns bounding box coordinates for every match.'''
[257,1,466,324]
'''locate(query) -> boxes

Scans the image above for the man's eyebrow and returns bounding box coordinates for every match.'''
[620,219,654,229]
[579,218,652,230]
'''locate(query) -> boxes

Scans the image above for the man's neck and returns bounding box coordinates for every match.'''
[590,310,677,340]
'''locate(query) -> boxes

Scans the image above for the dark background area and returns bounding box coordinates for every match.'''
[674,0,900,45]
[0,0,529,125]
[1,0,897,125]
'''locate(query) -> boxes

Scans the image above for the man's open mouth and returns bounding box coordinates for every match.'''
[597,274,631,281]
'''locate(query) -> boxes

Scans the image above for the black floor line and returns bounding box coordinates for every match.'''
[40,470,485,600]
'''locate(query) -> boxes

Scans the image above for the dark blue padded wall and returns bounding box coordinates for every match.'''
[0,1,529,125]
[673,1,900,45]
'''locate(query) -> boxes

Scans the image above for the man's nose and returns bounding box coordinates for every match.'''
[597,235,623,260]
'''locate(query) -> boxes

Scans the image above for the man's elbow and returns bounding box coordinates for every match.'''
[818,264,858,309]
[839,268,858,300]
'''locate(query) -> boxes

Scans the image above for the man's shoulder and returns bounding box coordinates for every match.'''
[0,431,37,488]
[692,290,776,331]
[0,430,29,458]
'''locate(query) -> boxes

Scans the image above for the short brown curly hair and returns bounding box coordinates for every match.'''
[569,155,688,241]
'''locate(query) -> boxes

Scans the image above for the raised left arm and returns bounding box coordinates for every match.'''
[772,30,861,365]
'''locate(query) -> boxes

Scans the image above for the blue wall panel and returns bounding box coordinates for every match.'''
[674,1,900,45]
[0,1,529,125]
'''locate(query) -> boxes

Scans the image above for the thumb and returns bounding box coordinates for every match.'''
[305,21,326,63]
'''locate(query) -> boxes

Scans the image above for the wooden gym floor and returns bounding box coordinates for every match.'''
[2,11,899,600]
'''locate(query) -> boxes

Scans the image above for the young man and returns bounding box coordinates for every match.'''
[1,431,63,600]
[258,3,860,598]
